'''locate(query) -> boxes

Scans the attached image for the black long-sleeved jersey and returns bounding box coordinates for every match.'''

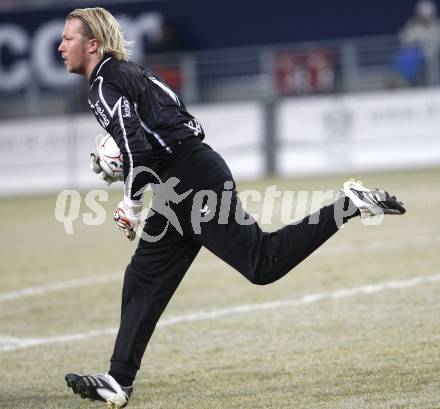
[88,55,205,203]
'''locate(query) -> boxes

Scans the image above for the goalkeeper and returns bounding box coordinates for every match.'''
[58,7,406,409]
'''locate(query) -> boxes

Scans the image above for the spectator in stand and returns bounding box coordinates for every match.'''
[394,0,440,86]
[400,0,440,59]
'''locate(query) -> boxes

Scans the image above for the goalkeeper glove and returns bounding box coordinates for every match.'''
[89,151,115,185]
[113,199,142,241]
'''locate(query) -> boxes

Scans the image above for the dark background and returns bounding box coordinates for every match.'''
[0,0,437,50]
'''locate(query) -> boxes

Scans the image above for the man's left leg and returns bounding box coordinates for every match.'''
[66,209,201,408]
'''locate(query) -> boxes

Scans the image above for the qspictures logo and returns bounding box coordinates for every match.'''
[54,166,384,241]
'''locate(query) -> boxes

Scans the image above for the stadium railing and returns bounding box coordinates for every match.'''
[0,34,438,119]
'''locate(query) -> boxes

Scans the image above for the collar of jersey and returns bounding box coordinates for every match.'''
[89,54,112,85]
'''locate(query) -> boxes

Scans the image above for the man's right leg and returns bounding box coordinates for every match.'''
[168,141,360,287]
[185,191,356,286]
[109,209,201,384]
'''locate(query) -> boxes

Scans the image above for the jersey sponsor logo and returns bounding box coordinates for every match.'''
[88,99,110,128]
[94,100,110,127]
[184,119,203,136]
[122,97,131,118]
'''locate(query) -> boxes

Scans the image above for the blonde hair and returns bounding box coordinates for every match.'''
[68,7,131,61]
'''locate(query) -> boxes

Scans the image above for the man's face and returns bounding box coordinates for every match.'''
[58,18,90,76]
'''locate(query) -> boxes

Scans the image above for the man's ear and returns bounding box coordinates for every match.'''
[88,38,100,54]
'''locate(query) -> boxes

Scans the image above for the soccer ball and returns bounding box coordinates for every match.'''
[97,133,124,181]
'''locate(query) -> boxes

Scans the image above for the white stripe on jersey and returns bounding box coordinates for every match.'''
[96,57,112,77]
[116,101,135,199]
[93,76,135,199]
[147,76,181,106]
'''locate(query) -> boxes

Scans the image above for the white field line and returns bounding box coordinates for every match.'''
[1,234,438,304]
[0,273,121,302]
[1,272,440,353]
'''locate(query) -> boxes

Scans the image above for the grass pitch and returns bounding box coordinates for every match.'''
[0,168,439,409]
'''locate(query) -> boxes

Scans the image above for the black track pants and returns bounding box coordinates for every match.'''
[109,139,352,379]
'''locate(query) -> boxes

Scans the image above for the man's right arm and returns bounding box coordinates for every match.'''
[90,79,155,204]
[89,79,157,240]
